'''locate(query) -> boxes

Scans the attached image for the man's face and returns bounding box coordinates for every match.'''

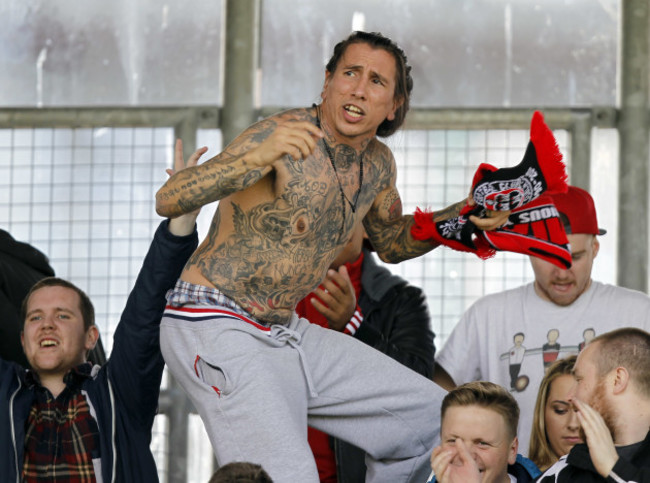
[569,342,601,403]
[441,405,517,483]
[320,42,401,146]
[569,342,617,439]
[21,285,97,378]
[530,233,599,306]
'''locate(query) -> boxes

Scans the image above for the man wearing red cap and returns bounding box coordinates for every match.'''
[433,185,650,457]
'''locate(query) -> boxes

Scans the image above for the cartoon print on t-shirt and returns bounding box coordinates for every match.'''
[500,328,584,393]
[542,328,561,370]
[578,327,595,352]
[508,332,527,391]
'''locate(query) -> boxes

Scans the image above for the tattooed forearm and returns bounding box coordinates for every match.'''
[432,199,467,222]
[366,213,436,264]
[156,119,279,218]
[156,163,268,218]
[367,184,464,263]
[380,200,469,261]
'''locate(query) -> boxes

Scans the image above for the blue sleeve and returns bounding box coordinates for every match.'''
[106,219,198,429]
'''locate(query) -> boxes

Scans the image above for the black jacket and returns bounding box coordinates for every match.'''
[0,230,107,367]
[354,248,435,378]
[0,220,198,483]
[0,230,55,368]
[334,248,435,483]
[536,429,650,482]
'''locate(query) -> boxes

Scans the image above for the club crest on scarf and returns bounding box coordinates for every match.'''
[481,187,528,212]
[474,165,544,212]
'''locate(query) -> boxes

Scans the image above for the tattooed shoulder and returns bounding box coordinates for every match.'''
[365,140,397,187]
[244,118,278,146]
[382,189,402,221]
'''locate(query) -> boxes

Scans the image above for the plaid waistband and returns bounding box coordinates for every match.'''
[166,280,269,326]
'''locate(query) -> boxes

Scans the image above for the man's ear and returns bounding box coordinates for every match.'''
[612,366,629,395]
[321,70,332,101]
[386,96,404,122]
[592,236,600,259]
[508,436,518,465]
[85,325,99,354]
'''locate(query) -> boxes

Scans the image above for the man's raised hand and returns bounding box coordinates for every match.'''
[572,398,618,478]
[166,138,208,178]
[166,139,208,236]
[430,439,481,483]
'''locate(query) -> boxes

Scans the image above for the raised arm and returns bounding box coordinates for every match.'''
[155,115,323,218]
[364,149,509,264]
[107,141,208,427]
[166,139,205,235]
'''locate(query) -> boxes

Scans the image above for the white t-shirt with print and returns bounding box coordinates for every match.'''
[435,281,650,456]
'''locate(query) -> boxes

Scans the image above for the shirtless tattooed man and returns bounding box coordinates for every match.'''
[156,31,508,483]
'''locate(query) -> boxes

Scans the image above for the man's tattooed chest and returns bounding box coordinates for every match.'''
[190,146,387,322]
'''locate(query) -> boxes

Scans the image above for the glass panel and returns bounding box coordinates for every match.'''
[151,415,169,483]
[262,0,618,108]
[0,0,222,107]
[590,127,618,285]
[187,414,216,482]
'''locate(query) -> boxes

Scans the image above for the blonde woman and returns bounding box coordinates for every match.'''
[528,355,582,470]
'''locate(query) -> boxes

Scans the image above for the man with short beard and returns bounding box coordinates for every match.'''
[537,327,650,482]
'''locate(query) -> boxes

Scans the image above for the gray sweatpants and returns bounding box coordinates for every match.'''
[160,284,444,483]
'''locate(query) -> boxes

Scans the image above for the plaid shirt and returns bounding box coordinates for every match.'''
[22,363,100,483]
[167,279,271,326]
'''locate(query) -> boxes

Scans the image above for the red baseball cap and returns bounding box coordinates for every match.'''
[547,186,606,235]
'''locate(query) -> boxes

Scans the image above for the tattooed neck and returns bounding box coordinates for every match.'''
[314,103,371,161]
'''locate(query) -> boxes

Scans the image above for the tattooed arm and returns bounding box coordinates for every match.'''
[364,147,509,264]
[364,185,465,263]
[156,114,323,218]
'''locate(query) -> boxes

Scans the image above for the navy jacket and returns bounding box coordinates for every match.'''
[0,220,198,483]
